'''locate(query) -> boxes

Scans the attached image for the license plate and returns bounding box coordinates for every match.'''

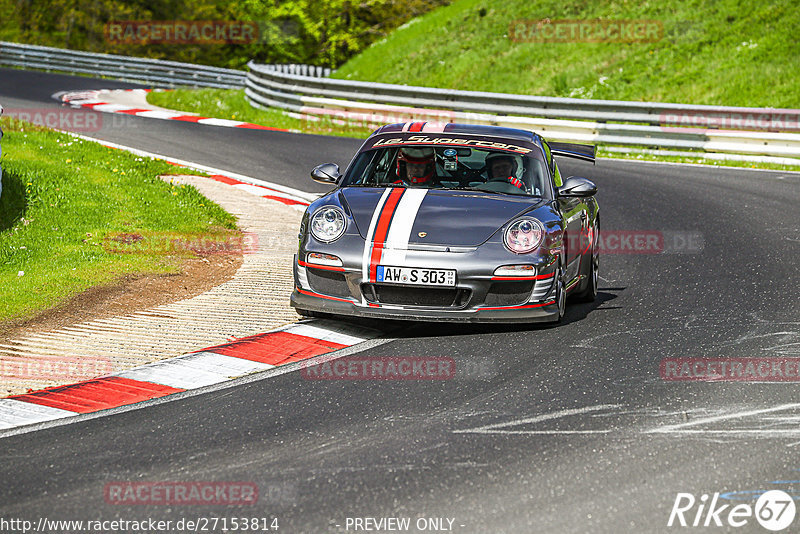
[376,266,456,286]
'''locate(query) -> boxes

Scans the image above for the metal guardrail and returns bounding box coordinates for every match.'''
[1,41,797,161]
[0,41,245,88]
[256,63,331,78]
[246,61,800,160]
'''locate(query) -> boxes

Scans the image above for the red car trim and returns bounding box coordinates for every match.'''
[298,260,345,272]
[296,287,354,303]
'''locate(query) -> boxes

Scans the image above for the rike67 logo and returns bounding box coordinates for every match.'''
[668,491,796,531]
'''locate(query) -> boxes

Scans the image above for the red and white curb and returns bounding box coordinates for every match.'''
[56,89,288,132]
[64,131,317,210]
[53,89,318,208]
[199,172,311,209]
[0,320,382,431]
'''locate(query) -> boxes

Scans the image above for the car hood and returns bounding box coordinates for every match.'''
[340,187,545,247]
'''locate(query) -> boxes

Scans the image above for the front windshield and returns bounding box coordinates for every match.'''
[342,144,549,197]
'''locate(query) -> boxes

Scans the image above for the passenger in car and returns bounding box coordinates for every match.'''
[486,153,525,190]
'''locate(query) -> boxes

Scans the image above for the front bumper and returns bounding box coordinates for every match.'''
[290,243,560,323]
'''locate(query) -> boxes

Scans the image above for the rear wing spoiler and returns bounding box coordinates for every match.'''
[550,142,595,164]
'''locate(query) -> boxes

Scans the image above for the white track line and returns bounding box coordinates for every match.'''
[61,131,319,203]
[453,404,622,434]
[645,403,800,434]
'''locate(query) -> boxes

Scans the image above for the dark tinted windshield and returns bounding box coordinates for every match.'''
[343,145,549,197]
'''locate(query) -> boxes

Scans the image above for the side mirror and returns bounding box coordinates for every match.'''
[558,176,597,198]
[311,163,341,184]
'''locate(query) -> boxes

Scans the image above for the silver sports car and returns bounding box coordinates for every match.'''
[290,122,598,323]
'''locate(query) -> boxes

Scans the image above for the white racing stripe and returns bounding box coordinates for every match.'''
[421,123,447,133]
[380,189,428,266]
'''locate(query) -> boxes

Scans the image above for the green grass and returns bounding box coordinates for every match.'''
[333,0,800,108]
[0,118,238,322]
[146,88,375,138]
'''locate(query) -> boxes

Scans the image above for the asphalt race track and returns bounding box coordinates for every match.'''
[1,68,800,533]
[0,67,358,195]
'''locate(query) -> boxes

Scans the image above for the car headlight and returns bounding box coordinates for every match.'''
[310,206,346,243]
[504,218,544,254]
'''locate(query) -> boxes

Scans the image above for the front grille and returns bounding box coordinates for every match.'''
[307,268,350,298]
[484,281,534,307]
[363,284,470,308]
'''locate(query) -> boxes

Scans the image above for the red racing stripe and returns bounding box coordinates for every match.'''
[408,122,427,132]
[9,377,184,413]
[479,300,555,311]
[201,331,348,366]
[368,188,405,281]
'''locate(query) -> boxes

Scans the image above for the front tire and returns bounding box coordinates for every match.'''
[549,262,567,323]
[573,222,599,303]
[573,254,598,302]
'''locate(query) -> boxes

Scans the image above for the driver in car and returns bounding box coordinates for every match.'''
[396,147,437,186]
[486,153,525,190]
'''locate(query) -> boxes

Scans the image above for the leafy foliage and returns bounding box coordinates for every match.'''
[0,0,450,68]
